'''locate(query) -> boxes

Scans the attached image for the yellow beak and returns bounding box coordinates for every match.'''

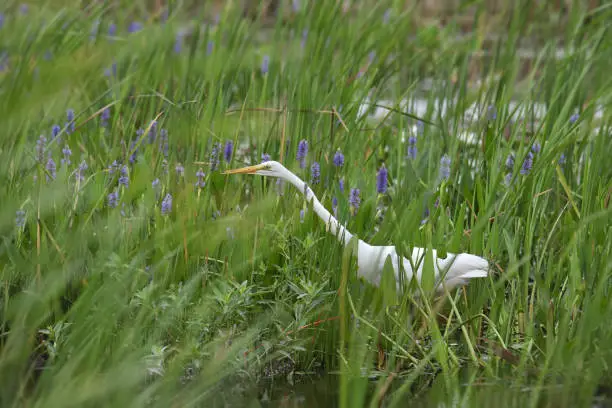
[222,164,264,175]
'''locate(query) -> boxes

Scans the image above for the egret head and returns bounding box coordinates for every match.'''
[223,160,287,178]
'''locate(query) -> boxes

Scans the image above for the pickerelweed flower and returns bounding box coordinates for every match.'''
[108,22,117,37]
[152,178,160,189]
[296,139,308,168]
[487,105,497,121]
[261,153,271,162]
[36,135,47,163]
[310,162,320,184]
[339,178,344,192]
[416,120,424,135]
[376,165,388,194]
[76,160,88,182]
[332,196,338,216]
[300,209,305,223]
[559,153,566,166]
[15,210,26,228]
[101,108,110,128]
[175,163,184,177]
[118,165,129,187]
[505,153,515,169]
[407,136,417,159]
[104,62,117,78]
[223,141,233,162]
[531,142,541,154]
[301,29,308,49]
[161,193,172,215]
[108,160,120,175]
[207,40,214,55]
[107,191,119,208]
[292,0,300,12]
[439,155,451,181]
[333,149,344,167]
[504,173,512,186]
[195,168,205,188]
[51,124,61,139]
[148,120,157,144]
[66,109,75,134]
[159,129,169,157]
[128,21,143,33]
[421,207,430,225]
[46,157,56,181]
[349,188,361,214]
[261,55,270,75]
[129,139,138,164]
[210,143,221,171]
[520,151,534,175]
[61,144,71,166]
[570,113,579,124]
[174,32,183,53]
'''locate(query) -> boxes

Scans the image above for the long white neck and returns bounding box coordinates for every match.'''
[279,170,355,247]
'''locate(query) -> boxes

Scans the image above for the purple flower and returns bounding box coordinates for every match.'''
[300,209,305,223]
[108,160,119,174]
[129,139,138,164]
[369,51,376,64]
[66,109,75,134]
[333,150,344,167]
[104,62,117,78]
[0,13,4,29]
[310,162,320,184]
[174,32,183,53]
[51,124,61,139]
[376,165,388,194]
[15,210,26,228]
[76,160,88,182]
[107,191,119,208]
[559,153,566,166]
[101,108,110,128]
[210,143,221,171]
[207,40,214,55]
[108,22,117,37]
[36,135,47,163]
[128,21,143,33]
[332,197,338,216]
[161,193,172,215]
[301,29,308,49]
[159,129,169,157]
[90,20,100,41]
[520,152,533,175]
[19,4,28,15]
[531,142,541,154]
[407,136,417,159]
[261,55,270,75]
[223,141,233,162]
[261,153,271,162]
[46,157,56,181]
[505,153,515,169]
[487,105,497,121]
[296,139,308,168]
[421,207,430,225]
[349,188,361,213]
[339,178,344,192]
[504,173,512,186]
[148,120,157,144]
[439,155,451,181]
[416,120,424,135]
[383,8,391,24]
[570,113,579,124]
[196,168,205,188]
[152,178,160,189]
[175,163,184,177]
[292,0,300,12]
[118,165,129,187]
[61,144,71,166]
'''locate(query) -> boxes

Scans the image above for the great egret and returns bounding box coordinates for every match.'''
[224,161,489,294]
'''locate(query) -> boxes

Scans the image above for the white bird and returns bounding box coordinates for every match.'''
[224,161,490,294]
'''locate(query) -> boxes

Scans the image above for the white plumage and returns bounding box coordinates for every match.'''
[224,161,489,294]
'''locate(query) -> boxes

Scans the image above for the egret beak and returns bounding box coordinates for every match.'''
[223,164,264,175]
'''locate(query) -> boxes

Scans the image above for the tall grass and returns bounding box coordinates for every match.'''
[0,1,611,407]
